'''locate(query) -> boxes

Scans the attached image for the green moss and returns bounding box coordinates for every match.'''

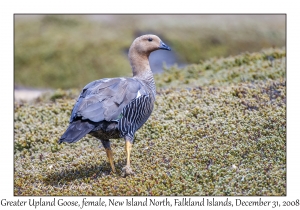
[155,48,286,89]
[14,48,286,195]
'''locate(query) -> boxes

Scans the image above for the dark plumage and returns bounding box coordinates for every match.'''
[59,34,171,175]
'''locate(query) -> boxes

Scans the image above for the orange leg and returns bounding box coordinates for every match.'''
[105,148,116,173]
[122,141,134,175]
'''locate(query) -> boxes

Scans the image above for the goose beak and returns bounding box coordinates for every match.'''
[159,41,171,51]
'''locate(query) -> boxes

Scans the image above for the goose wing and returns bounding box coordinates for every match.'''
[70,78,145,123]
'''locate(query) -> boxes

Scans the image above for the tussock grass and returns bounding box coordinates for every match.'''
[14,48,286,196]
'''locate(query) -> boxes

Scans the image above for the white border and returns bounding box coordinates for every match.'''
[2,1,299,209]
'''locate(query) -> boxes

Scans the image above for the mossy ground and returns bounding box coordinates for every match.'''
[14,48,286,196]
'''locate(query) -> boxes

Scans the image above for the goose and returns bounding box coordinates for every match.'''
[59,34,171,175]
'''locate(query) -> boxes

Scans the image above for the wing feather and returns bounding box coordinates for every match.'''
[70,78,144,123]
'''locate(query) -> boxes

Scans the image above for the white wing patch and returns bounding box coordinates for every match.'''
[136,90,141,98]
[102,78,112,82]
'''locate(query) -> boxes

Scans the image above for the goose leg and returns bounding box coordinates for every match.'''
[122,138,134,175]
[101,139,116,173]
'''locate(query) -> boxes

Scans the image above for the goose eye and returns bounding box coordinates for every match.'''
[148,38,153,42]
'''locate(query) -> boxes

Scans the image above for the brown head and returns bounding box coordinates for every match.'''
[128,34,171,78]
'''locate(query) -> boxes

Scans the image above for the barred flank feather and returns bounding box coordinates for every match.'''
[119,95,153,140]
